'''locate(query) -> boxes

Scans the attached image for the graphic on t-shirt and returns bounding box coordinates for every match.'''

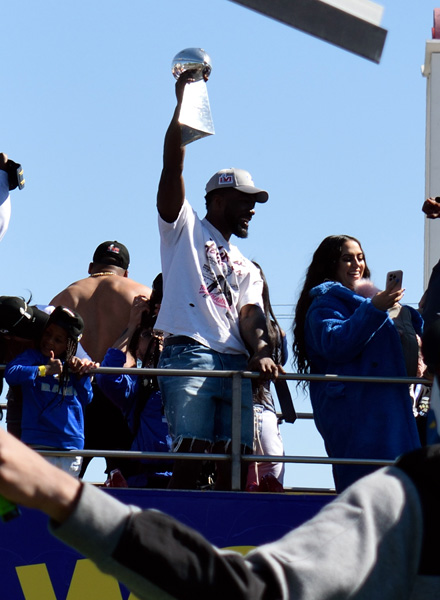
[40,382,74,396]
[199,241,238,309]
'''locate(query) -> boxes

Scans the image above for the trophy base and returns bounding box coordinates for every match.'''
[180,125,214,146]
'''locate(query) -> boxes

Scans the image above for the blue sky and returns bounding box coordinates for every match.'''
[1,1,438,487]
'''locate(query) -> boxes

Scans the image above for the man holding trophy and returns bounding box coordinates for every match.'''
[155,49,278,490]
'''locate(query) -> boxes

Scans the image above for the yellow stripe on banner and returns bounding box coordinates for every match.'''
[16,564,58,600]
[66,559,123,600]
[16,558,151,600]
[223,545,256,556]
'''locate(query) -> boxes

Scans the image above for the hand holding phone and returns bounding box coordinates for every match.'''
[386,270,403,291]
[372,270,405,311]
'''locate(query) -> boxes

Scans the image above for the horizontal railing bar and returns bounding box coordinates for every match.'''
[33,449,394,467]
[242,454,395,466]
[284,412,314,419]
[0,363,426,484]
[287,373,430,385]
[0,405,316,419]
[0,364,430,385]
[36,449,229,461]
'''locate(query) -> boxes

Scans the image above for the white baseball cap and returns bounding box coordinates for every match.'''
[205,168,268,203]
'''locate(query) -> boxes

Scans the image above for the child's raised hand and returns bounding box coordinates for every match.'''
[45,351,63,376]
[68,356,99,376]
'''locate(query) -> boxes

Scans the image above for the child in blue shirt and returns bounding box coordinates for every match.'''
[5,306,94,477]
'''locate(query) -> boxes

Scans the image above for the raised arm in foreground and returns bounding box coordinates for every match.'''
[0,428,434,600]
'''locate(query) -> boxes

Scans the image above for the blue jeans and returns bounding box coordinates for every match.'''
[158,341,253,450]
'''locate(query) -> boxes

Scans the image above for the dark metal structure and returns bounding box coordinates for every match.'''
[229,0,387,63]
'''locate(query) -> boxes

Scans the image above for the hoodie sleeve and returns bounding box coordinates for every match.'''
[306,295,389,363]
[95,348,137,416]
[72,375,93,408]
[4,350,40,385]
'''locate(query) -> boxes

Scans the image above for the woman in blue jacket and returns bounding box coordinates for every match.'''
[96,293,172,488]
[293,235,421,492]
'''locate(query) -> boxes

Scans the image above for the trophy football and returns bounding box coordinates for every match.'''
[171,48,215,145]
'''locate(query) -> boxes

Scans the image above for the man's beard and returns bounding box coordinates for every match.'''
[232,224,248,239]
[229,218,249,239]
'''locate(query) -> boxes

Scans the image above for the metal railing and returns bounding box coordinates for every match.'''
[0,364,430,491]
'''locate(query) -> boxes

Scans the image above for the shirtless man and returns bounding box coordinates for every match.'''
[50,241,151,362]
[50,241,151,478]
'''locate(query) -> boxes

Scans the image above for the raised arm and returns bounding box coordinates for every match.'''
[156,72,196,223]
[422,197,440,219]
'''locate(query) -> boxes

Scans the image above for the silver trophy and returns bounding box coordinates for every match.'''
[171,48,215,146]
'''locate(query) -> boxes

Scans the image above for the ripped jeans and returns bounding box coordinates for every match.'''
[158,340,253,451]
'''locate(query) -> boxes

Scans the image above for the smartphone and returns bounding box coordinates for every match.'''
[386,270,403,291]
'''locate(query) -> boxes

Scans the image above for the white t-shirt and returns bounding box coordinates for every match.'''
[156,199,263,355]
[0,171,11,243]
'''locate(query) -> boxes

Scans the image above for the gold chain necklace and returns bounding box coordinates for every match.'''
[89,272,117,278]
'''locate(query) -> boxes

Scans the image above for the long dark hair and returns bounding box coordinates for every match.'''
[253,261,285,365]
[292,235,370,377]
[128,308,163,436]
[251,262,285,405]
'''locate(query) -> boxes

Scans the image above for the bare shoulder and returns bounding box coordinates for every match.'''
[108,276,151,300]
[50,277,98,308]
[51,276,151,311]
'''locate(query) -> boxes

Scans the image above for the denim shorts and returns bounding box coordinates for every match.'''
[158,341,253,450]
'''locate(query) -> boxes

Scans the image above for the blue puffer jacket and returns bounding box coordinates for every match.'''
[305,281,422,492]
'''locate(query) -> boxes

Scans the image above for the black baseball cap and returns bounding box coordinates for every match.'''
[0,296,49,339]
[92,241,130,270]
[47,306,84,342]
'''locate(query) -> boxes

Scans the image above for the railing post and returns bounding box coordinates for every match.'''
[231,372,242,491]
